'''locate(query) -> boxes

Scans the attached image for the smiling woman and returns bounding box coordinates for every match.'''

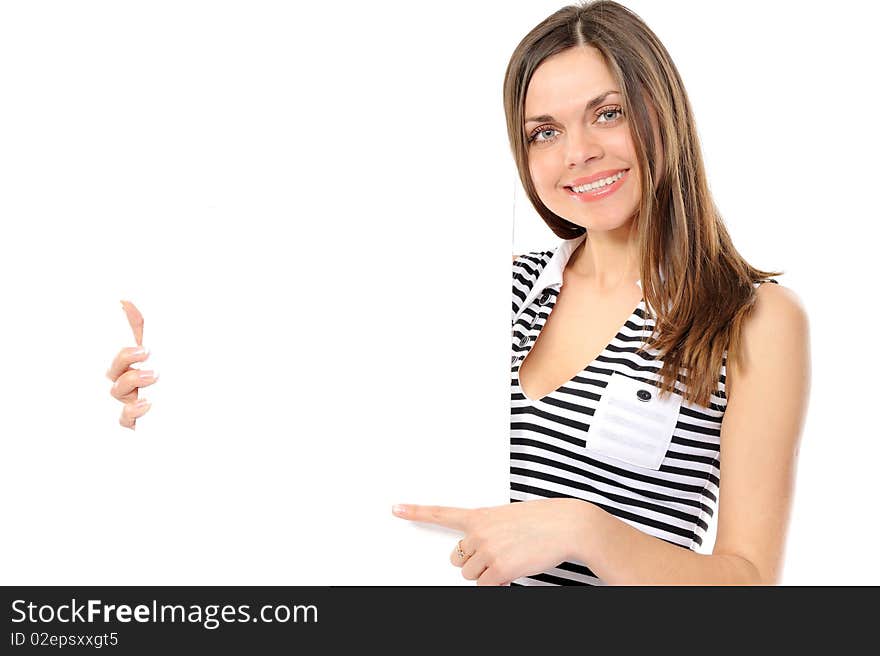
[394,0,810,587]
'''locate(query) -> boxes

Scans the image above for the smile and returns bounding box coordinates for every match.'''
[565,169,629,202]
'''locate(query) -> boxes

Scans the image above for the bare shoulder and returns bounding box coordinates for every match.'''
[728,283,809,392]
[749,282,809,341]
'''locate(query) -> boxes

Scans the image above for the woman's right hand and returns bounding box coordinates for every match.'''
[106,300,158,430]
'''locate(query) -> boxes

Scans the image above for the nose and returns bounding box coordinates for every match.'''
[564,125,603,169]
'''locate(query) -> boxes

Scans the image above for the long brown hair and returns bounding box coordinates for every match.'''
[503,0,783,408]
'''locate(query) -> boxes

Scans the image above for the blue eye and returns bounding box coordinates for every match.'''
[528,127,560,144]
[597,107,624,123]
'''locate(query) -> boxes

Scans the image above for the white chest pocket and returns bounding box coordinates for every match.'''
[587,371,683,470]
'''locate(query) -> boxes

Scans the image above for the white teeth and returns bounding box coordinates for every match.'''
[571,170,625,193]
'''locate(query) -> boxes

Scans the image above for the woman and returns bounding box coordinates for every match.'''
[391,1,809,585]
[108,0,810,585]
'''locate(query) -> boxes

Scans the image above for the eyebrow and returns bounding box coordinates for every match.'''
[524,90,620,125]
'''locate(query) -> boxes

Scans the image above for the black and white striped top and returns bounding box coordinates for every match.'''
[510,234,777,586]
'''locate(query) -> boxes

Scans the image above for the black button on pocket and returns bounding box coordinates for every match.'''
[539,291,551,305]
[518,335,529,347]
[636,389,652,402]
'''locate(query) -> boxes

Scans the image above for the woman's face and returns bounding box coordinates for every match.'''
[524,46,657,232]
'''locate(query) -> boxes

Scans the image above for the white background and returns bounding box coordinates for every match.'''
[0,0,876,585]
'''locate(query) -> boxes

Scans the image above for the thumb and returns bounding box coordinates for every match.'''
[120,299,144,346]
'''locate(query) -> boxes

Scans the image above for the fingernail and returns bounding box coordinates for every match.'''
[131,347,147,356]
[138,370,158,381]
[135,398,150,407]
[392,505,407,516]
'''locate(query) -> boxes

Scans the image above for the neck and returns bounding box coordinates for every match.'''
[567,221,640,294]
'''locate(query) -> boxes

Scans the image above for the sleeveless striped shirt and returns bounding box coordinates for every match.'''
[510,234,778,586]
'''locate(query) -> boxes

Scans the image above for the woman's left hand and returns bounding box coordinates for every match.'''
[391,498,590,586]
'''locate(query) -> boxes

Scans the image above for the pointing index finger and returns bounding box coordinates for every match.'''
[392,504,472,531]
